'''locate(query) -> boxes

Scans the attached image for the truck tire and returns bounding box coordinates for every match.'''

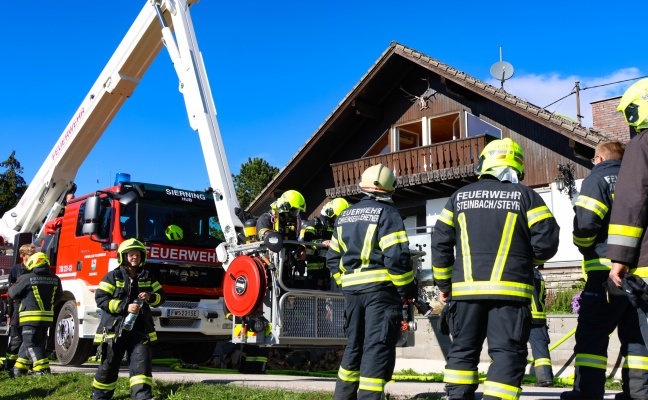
[174,341,217,364]
[55,300,94,365]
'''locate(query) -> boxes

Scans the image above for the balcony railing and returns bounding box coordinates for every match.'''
[327,135,492,197]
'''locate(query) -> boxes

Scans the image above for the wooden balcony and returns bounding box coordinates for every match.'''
[326,135,494,198]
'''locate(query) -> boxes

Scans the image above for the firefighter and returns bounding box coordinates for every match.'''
[560,140,624,400]
[606,78,648,400]
[257,189,308,287]
[237,190,307,375]
[4,243,36,376]
[92,238,165,400]
[8,252,62,377]
[327,164,417,400]
[301,197,350,290]
[529,266,553,387]
[432,138,559,400]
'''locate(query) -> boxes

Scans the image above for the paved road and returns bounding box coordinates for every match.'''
[52,363,621,399]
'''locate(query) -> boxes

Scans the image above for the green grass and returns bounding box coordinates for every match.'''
[0,367,618,399]
[0,372,334,400]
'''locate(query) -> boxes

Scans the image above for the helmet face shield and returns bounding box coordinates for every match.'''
[624,103,640,125]
[277,190,306,216]
[618,78,648,132]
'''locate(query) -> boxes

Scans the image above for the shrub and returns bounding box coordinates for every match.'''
[546,281,585,314]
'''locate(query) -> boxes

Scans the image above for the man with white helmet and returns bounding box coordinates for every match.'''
[327,163,416,400]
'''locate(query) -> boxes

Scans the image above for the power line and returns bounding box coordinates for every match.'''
[542,75,647,109]
[582,75,648,90]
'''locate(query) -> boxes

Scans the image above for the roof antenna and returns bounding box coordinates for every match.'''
[490,46,514,89]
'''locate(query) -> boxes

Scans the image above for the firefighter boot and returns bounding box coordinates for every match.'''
[4,359,14,378]
[13,367,28,378]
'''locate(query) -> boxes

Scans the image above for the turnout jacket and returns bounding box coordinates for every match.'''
[8,265,62,326]
[573,159,620,278]
[608,132,648,275]
[326,196,415,296]
[94,266,165,344]
[256,212,300,240]
[531,268,547,323]
[432,177,560,303]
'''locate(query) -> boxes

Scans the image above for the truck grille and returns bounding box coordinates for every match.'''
[162,300,199,309]
[160,319,199,328]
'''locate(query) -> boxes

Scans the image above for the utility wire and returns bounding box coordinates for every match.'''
[543,75,648,109]
[582,75,648,90]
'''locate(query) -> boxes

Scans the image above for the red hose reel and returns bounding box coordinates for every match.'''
[223,255,267,317]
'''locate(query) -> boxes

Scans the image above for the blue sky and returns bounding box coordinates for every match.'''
[1,1,643,198]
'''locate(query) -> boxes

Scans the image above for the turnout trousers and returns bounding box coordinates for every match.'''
[444,300,531,400]
[5,324,22,373]
[335,287,402,400]
[14,325,49,376]
[92,330,153,400]
[571,277,648,400]
[239,345,269,374]
[529,322,553,384]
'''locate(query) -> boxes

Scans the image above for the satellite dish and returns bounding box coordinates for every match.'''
[490,61,514,82]
[490,47,515,89]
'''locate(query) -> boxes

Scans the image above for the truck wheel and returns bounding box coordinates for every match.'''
[55,300,94,365]
[174,341,217,364]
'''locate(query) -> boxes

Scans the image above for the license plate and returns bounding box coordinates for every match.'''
[166,309,199,318]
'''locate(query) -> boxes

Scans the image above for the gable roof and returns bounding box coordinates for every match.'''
[247,42,610,216]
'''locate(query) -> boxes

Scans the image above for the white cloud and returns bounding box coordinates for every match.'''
[486,68,643,128]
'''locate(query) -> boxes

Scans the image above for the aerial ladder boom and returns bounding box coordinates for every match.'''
[0,0,243,247]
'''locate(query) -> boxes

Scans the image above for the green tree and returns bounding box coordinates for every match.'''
[232,157,279,209]
[0,151,28,217]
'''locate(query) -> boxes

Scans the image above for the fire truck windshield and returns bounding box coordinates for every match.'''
[120,199,222,247]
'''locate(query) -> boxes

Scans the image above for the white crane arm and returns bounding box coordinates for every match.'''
[0,0,243,247]
[155,0,243,245]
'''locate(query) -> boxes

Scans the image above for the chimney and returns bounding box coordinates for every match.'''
[591,96,633,143]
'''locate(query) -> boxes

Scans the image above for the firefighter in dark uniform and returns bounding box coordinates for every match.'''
[606,78,648,400]
[327,164,417,400]
[257,189,308,288]
[560,140,625,400]
[301,197,350,290]
[432,138,559,400]
[237,190,307,374]
[8,252,62,377]
[529,266,553,387]
[4,243,35,376]
[92,238,165,400]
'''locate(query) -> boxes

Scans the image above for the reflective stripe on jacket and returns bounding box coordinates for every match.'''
[94,266,165,343]
[8,265,62,326]
[531,268,547,323]
[326,197,415,294]
[573,159,620,278]
[431,177,560,303]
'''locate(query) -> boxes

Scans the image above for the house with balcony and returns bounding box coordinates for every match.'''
[247,42,628,287]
